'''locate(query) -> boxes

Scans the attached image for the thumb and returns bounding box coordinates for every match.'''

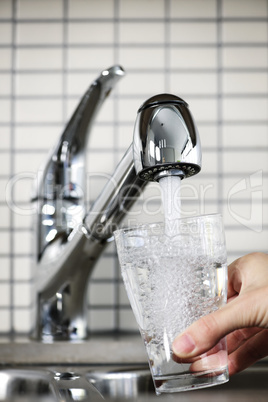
[172,294,254,359]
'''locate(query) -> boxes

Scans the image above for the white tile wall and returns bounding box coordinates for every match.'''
[171,0,217,18]
[17,48,64,70]
[222,46,268,69]
[170,22,218,43]
[0,0,267,336]
[68,0,114,18]
[222,0,267,17]
[223,22,268,43]
[17,0,63,19]
[222,72,268,94]
[120,0,165,18]
[16,23,64,44]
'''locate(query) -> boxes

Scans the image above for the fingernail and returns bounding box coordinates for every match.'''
[173,333,196,356]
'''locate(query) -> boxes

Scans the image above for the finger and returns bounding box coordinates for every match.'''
[228,253,268,296]
[227,294,238,304]
[227,258,243,298]
[172,292,260,359]
[173,253,268,360]
[189,350,227,373]
[172,353,196,364]
[172,338,227,364]
[228,329,268,376]
[178,328,263,363]
[226,327,262,354]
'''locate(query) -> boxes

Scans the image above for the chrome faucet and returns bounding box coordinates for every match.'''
[31,65,202,341]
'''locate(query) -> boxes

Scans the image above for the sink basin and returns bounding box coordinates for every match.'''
[0,362,268,401]
[87,366,155,400]
[0,368,53,402]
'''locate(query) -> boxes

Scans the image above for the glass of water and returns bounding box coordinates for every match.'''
[114,214,229,394]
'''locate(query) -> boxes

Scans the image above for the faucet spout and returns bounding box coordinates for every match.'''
[133,94,202,181]
[31,85,201,341]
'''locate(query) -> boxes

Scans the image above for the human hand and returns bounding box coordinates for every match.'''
[172,252,268,376]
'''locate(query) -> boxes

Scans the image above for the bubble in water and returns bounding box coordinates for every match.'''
[121,234,227,347]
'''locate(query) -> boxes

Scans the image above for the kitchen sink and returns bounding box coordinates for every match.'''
[0,362,268,402]
[0,366,104,402]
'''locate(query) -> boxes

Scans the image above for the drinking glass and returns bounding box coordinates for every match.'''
[114,214,229,394]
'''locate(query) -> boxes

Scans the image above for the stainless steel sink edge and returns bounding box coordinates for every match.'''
[1,361,268,402]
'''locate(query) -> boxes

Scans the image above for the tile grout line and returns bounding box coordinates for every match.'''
[113,0,121,333]
[217,0,223,215]
[9,0,17,337]
[164,0,171,92]
[62,0,68,123]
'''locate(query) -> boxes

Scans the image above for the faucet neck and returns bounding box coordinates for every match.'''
[34,66,125,262]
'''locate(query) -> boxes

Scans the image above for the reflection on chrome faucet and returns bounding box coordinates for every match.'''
[31,65,201,341]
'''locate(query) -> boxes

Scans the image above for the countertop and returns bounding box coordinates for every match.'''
[1,336,268,402]
[0,335,148,365]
